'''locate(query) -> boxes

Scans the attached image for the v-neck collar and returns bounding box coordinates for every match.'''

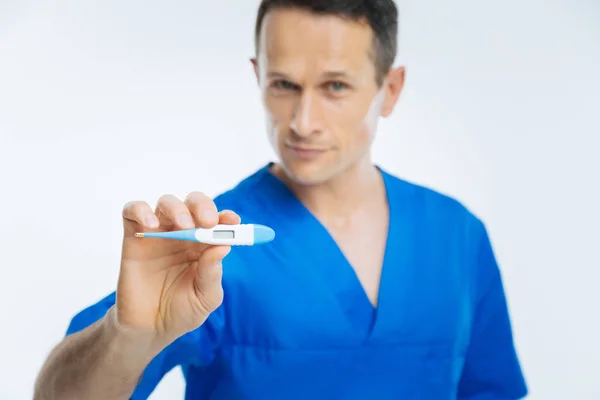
[252,162,402,343]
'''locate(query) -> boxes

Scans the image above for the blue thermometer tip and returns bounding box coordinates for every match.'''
[253,224,276,244]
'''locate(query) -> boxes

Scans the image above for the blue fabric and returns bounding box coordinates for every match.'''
[65,164,528,399]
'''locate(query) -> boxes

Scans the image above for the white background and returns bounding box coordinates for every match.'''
[1,0,599,399]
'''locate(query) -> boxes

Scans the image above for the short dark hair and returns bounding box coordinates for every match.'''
[254,0,398,86]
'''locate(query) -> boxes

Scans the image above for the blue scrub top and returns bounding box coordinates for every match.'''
[66,164,528,399]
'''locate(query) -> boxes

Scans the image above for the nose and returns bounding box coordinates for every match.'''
[289,90,324,137]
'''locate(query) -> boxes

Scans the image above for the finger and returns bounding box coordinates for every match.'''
[195,245,230,280]
[184,192,219,228]
[122,201,159,229]
[218,210,241,225]
[199,245,231,267]
[156,194,195,229]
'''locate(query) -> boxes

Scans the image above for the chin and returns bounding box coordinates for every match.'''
[279,158,342,186]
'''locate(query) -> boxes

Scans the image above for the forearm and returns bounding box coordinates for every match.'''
[34,306,163,400]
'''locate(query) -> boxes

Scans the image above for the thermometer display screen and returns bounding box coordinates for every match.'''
[213,230,235,239]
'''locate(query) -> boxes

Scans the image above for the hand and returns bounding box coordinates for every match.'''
[116,192,237,346]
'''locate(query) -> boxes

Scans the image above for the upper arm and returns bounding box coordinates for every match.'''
[457,223,528,399]
[66,292,225,400]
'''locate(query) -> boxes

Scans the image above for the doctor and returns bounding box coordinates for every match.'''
[35,0,528,399]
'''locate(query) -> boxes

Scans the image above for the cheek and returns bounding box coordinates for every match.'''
[335,93,383,151]
[362,89,385,133]
[347,126,376,157]
[265,97,295,138]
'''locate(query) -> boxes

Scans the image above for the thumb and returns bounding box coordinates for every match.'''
[193,245,231,299]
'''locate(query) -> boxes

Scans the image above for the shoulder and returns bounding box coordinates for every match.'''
[383,169,487,246]
[384,170,482,222]
[383,170,497,297]
[212,167,265,206]
[211,165,275,219]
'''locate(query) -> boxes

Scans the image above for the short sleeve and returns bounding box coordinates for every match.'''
[457,223,528,399]
[65,292,225,400]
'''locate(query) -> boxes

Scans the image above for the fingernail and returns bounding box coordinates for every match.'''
[145,215,158,228]
[201,211,216,221]
[179,213,194,227]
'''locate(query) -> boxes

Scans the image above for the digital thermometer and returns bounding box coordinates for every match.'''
[134,224,275,246]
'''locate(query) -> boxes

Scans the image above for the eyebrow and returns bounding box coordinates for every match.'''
[267,70,352,81]
[322,71,350,80]
[267,71,291,80]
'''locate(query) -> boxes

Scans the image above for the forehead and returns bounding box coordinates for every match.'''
[258,8,375,75]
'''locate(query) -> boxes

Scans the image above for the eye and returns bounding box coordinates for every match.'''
[272,80,298,91]
[326,81,349,92]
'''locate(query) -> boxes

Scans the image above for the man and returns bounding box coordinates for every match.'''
[34,1,528,399]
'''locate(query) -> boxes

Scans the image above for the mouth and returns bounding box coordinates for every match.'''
[284,143,329,159]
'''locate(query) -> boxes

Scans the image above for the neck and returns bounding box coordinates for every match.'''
[272,157,385,218]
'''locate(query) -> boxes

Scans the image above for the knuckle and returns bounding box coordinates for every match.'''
[123,200,146,215]
[157,193,177,204]
[186,190,208,200]
[185,191,210,206]
[124,200,140,209]
[186,192,217,211]
[157,194,182,212]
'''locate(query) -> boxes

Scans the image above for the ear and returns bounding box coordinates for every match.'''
[250,58,259,84]
[381,66,406,117]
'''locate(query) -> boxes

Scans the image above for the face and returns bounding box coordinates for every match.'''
[253,8,405,185]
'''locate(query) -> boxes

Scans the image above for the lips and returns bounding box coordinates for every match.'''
[284,143,329,159]
[288,146,326,152]
[285,143,328,152]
